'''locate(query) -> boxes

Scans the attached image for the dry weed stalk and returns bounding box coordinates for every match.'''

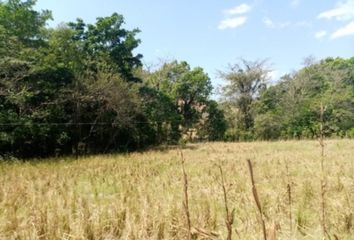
[285,162,292,233]
[191,227,219,239]
[319,102,328,239]
[268,222,280,240]
[319,102,325,172]
[247,159,267,240]
[179,149,192,240]
[218,164,235,240]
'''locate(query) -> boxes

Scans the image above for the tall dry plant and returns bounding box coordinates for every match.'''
[218,164,235,240]
[285,161,292,233]
[247,159,268,240]
[319,102,328,239]
[179,149,192,240]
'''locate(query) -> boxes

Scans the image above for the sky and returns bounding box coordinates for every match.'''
[35,0,354,88]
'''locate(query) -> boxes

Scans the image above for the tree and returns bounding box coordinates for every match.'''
[199,100,227,141]
[0,0,150,158]
[68,13,143,82]
[255,57,354,140]
[0,0,66,157]
[0,0,52,47]
[220,59,270,132]
[144,60,213,138]
[139,86,181,144]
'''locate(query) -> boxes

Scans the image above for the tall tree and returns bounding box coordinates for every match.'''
[0,0,148,157]
[68,13,143,82]
[0,0,51,35]
[144,60,213,137]
[199,100,227,141]
[220,59,270,131]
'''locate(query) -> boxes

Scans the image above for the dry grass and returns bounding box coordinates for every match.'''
[0,140,354,239]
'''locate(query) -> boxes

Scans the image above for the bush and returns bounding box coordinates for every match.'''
[348,127,354,138]
[254,113,282,140]
[224,128,255,142]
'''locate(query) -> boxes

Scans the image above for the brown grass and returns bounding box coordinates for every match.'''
[218,164,235,240]
[0,140,354,239]
[247,159,268,240]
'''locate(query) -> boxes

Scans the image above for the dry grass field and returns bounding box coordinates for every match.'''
[0,140,354,239]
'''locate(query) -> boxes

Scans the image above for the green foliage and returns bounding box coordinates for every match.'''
[139,86,182,144]
[2,0,354,157]
[254,57,354,140]
[224,128,254,141]
[199,100,227,141]
[348,127,354,138]
[220,59,269,131]
[0,0,52,42]
[254,113,282,140]
[0,1,225,158]
[142,60,215,141]
[221,57,354,142]
[68,13,142,82]
[0,1,142,158]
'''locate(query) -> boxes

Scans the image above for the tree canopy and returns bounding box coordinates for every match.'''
[0,0,225,158]
[221,57,354,141]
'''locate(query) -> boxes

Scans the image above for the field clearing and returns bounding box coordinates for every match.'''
[0,140,354,239]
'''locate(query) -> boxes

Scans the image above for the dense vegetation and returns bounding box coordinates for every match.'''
[0,0,225,158]
[1,0,354,158]
[221,58,354,141]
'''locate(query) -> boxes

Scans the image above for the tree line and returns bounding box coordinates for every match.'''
[1,0,353,158]
[220,58,354,141]
[0,0,226,158]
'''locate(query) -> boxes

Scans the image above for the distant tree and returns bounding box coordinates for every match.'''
[144,61,213,136]
[255,57,354,139]
[254,112,282,140]
[199,100,227,141]
[220,59,270,132]
[139,86,182,144]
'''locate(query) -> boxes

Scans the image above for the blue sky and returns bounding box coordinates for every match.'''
[35,0,354,88]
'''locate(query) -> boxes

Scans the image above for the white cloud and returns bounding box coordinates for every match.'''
[317,0,354,40]
[263,17,291,29]
[318,0,354,21]
[315,30,327,39]
[331,20,354,38]
[224,3,252,15]
[218,17,247,30]
[219,3,252,30]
